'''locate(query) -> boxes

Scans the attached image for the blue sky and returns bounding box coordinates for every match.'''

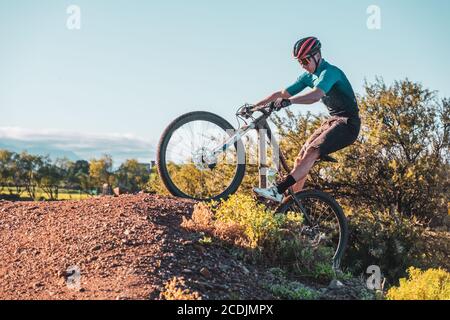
[1,0,449,163]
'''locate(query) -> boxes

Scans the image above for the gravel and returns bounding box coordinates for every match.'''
[0,194,274,300]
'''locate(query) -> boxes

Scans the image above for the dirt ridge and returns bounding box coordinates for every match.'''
[0,194,279,300]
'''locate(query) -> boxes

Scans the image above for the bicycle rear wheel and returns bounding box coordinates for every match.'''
[157,111,246,201]
[276,190,348,269]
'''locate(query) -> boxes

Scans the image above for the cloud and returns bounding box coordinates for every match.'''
[0,127,155,165]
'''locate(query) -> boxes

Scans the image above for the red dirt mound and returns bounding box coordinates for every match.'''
[0,194,274,300]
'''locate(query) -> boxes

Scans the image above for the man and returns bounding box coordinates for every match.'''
[253,36,361,202]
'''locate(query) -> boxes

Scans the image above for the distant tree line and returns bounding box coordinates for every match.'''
[0,152,151,200]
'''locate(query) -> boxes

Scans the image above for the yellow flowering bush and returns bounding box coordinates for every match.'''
[386,267,450,300]
[182,194,335,280]
[213,194,290,248]
[160,277,202,300]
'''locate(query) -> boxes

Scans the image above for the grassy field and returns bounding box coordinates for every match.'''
[0,187,94,201]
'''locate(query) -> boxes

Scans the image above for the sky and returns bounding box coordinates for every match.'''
[0,0,449,163]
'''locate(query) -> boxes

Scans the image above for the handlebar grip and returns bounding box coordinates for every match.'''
[266,101,276,110]
[281,100,290,108]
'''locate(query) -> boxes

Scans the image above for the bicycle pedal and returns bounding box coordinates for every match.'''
[253,196,281,209]
[252,194,266,202]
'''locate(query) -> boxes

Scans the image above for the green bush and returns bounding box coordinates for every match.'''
[214,194,336,279]
[386,267,450,300]
[269,282,319,300]
[343,208,423,284]
[213,194,293,248]
[182,194,335,281]
[264,268,319,300]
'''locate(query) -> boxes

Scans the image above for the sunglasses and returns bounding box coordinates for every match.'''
[298,56,311,66]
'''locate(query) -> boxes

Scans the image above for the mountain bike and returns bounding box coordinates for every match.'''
[157,102,348,269]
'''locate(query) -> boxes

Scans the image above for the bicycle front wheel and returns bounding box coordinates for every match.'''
[276,190,349,269]
[157,111,246,201]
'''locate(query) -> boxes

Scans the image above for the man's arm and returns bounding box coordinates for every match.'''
[289,67,339,105]
[289,87,325,105]
[255,89,292,107]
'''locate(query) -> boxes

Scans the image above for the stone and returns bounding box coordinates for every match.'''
[113,187,121,197]
[328,279,345,290]
[200,267,211,278]
[241,266,250,275]
[34,282,44,289]
[193,244,206,254]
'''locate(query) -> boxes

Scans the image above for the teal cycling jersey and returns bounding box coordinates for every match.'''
[286,59,359,118]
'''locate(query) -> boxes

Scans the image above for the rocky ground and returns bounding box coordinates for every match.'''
[0,194,372,300]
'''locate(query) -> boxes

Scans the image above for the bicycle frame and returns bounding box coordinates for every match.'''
[161,107,344,270]
[210,111,291,188]
[209,109,315,226]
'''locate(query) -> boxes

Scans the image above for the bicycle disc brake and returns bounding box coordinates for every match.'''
[192,147,217,171]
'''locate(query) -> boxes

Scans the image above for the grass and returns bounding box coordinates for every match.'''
[0,187,93,201]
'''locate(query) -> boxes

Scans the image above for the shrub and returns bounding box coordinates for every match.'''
[343,208,423,284]
[182,194,335,280]
[265,268,319,300]
[181,202,247,246]
[386,267,450,300]
[269,282,319,300]
[213,194,289,248]
[160,277,201,300]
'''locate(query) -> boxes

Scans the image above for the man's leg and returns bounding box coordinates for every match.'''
[290,144,320,193]
[253,147,320,202]
[254,117,358,202]
[290,147,320,188]
[291,156,308,193]
[291,176,307,194]
[288,121,329,194]
[291,117,357,193]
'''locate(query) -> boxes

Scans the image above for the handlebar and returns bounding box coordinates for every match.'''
[237,100,290,119]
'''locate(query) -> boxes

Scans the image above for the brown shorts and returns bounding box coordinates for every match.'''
[299,116,361,158]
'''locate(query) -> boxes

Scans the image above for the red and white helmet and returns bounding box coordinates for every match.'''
[293,37,322,60]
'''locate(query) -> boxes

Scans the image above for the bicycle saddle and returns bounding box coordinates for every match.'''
[319,155,338,163]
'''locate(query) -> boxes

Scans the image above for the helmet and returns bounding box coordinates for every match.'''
[293,37,322,60]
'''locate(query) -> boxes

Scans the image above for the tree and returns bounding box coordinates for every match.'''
[116,159,150,193]
[60,159,90,190]
[38,157,64,200]
[72,160,91,193]
[16,152,44,199]
[89,154,114,192]
[0,150,14,193]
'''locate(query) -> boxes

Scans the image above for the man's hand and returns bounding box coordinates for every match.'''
[274,98,292,111]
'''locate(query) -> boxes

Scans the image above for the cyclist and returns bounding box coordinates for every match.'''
[253,36,361,202]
